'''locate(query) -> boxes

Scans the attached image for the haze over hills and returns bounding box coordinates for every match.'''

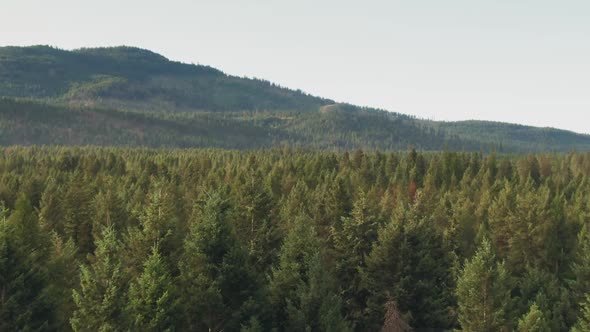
[0,45,588,152]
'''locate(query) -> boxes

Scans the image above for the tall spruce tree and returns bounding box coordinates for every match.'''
[330,191,381,328]
[178,191,258,331]
[126,245,178,332]
[571,225,590,319]
[456,238,512,332]
[125,184,180,277]
[363,206,455,330]
[62,172,95,255]
[0,202,52,331]
[269,215,350,332]
[92,187,127,239]
[71,227,127,332]
[46,233,79,331]
[234,169,279,275]
[572,294,590,332]
[517,303,550,332]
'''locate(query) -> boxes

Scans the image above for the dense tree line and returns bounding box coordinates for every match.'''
[4,96,590,153]
[1,147,590,331]
[0,98,468,151]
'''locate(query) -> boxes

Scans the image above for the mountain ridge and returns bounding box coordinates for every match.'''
[0,45,588,152]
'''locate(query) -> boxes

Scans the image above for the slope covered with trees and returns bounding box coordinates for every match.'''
[1,147,590,331]
[0,98,466,150]
[0,45,329,112]
[0,45,589,152]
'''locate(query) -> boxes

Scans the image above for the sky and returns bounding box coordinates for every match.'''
[2,0,590,133]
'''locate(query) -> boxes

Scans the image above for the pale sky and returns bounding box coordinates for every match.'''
[2,0,590,133]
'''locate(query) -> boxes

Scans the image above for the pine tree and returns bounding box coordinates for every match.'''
[571,225,590,318]
[280,180,311,228]
[46,233,79,331]
[517,303,549,332]
[178,191,258,331]
[62,172,95,255]
[572,294,590,332]
[331,191,381,327]
[71,227,126,332]
[363,206,455,330]
[9,193,49,260]
[92,187,127,239]
[125,184,180,276]
[241,316,263,332]
[269,215,350,331]
[126,246,178,332]
[456,238,512,332]
[234,169,279,274]
[516,266,571,331]
[284,252,351,332]
[38,177,63,234]
[325,175,352,224]
[0,202,52,331]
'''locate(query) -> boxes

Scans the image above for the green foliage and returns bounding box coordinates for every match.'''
[517,303,550,332]
[62,172,94,255]
[438,120,590,153]
[0,147,588,331]
[126,246,177,332]
[330,192,381,328]
[178,191,258,331]
[46,233,79,331]
[512,265,574,331]
[92,187,127,238]
[456,238,512,332]
[0,46,327,111]
[71,227,127,332]
[572,294,590,332]
[125,183,181,276]
[363,205,455,329]
[0,203,52,331]
[571,225,590,315]
[233,169,279,274]
[269,216,350,331]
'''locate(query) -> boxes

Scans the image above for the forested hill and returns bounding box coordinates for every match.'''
[0,45,330,112]
[1,45,589,152]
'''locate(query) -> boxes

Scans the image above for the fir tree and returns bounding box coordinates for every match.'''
[0,203,52,331]
[125,184,180,277]
[62,172,95,255]
[572,294,590,332]
[517,303,549,332]
[571,225,590,319]
[234,169,279,274]
[363,206,455,329]
[456,238,512,332]
[126,245,178,332]
[330,191,381,328]
[92,187,127,239]
[71,227,126,332]
[269,215,350,331]
[46,233,79,331]
[178,191,258,331]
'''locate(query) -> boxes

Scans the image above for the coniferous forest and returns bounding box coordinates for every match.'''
[2,46,590,153]
[1,147,590,331]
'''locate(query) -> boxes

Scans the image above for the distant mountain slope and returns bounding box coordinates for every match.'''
[435,120,590,152]
[0,45,330,112]
[0,98,467,150]
[0,45,589,152]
